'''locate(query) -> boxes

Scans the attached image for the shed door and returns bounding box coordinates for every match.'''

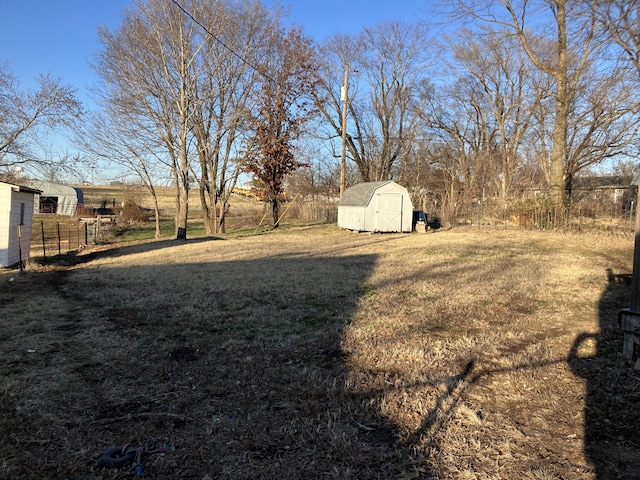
[375,193,403,232]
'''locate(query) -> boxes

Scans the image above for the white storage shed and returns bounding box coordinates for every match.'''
[0,181,41,267]
[338,181,414,233]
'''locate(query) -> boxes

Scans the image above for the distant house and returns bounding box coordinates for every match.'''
[0,181,41,267]
[27,180,84,215]
[338,181,414,233]
[571,175,633,214]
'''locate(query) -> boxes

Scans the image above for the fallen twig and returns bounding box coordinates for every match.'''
[91,412,189,425]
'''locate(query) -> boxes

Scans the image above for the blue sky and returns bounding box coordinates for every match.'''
[271,0,431,40]
[0,0,130,94]
[0,0,435,181]
[0,0,434,99]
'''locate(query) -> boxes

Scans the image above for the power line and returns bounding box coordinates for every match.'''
[169,0,276,84]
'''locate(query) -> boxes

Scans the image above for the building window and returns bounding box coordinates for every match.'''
[20,203,25,225]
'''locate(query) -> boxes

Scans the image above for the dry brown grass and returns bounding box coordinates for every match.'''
[1,226,639,479]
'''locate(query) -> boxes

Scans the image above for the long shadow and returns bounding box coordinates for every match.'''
[569,269,640,479]
[57,236,223,265]
[54,233,404,267]
[0,249,423,479]
[340,263,640,478]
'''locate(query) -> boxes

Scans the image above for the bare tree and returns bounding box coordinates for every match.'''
[426,82,496,225]
[315,20,432,183]
[187,0,277,234]
[0,64,83,173]
[563,64,639,198]
[598,1,640,156]
[450,0,606,208]
[95,0,204,239]
[600,1,640,78]
[520,37,639,199]
[94,0,289,237]
[453,29,537,204]
[80,111,168,238]
[313,33,367,186]
[358,21,432,181]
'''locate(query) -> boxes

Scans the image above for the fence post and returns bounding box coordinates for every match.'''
[17,224,23,272]
[40,220,47,264]
[579,213,583,234]
[56,222,61,255]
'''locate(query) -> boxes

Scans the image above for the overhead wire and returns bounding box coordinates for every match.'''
[168,0,277,85]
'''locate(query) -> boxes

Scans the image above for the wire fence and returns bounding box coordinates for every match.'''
[0,220,87,269]
[286,201,338,224]
[3,192,633,270]
[287,194,636,237]
[29,219,89,262]
[22,216,116,265]
[435,201,635,238]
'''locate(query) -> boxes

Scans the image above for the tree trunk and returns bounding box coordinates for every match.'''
[152,195,161,239]
[218,213,225,234]
[272,197,280,228]
[550,1,568,208]
[198,183,218,236]
[176,187,188,240]
[176,167,189,240]
[174,179,181,239]
[501,154,508,204]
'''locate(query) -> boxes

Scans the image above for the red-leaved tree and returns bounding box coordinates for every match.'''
[244,26,318,227]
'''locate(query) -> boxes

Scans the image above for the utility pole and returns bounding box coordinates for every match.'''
[340,64,349,198]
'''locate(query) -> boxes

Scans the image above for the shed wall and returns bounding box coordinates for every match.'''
[0,187,35,267]
[337,206,367,231]
[34,192,78,215]
[0,186,10,266]
[337,181,414,232]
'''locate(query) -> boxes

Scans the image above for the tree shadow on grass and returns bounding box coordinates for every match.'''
[389,267,640,479]
[0,249,423,479]
[53,236,224,265]
[569,269,640,479]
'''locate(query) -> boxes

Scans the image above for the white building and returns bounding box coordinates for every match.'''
[0,181,41,267]
[28,180,83,215]
[338,181,414,233]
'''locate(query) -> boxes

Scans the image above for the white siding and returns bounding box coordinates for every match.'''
[0,185,36,267]
[338,181,414,232]
[0,184,11,266]
[374,193,404,232]
[337,206,366,231]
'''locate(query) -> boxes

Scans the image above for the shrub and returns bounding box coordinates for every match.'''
[117,200,149,224]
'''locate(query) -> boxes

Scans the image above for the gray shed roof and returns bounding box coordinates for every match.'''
[338,181,394,207]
